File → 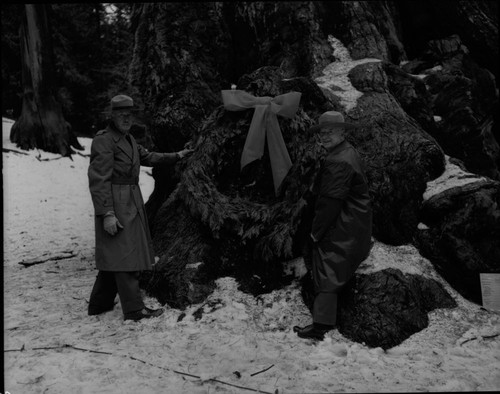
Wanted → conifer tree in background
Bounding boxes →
[50,3,135,135]
[11,4,83,156]
[1,4,23,119]
[3,3,135,141]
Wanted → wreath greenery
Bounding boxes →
[168,104,324,263]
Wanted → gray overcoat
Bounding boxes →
[88,125,178,271]
[311,140,373,295]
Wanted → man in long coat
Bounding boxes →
[294,111,372,339]
[87,94,192,321]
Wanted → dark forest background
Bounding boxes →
[2,2,498,137]
[2,3,134,136]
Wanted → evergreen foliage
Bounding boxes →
[161,78,327,265]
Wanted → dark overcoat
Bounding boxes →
[311,139,373,294]
[88,125,178,271]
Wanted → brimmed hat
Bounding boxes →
[101,94,140,114]
[111,94,136,111]
[309,111,359,133]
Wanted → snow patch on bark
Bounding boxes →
[423,155,488,201]
[314,35,381,113]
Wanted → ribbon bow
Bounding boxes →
[221,89,302,195]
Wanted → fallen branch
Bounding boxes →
[251,364,275,377]
[460,333,499,346]
[3,148,29,155]
[36,154,61,161]
[19,251,78,267]
[4,344,276,394]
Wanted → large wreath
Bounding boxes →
[170,98,323,263]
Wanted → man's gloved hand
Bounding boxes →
[177,148,194,159]
[103,213,123,236]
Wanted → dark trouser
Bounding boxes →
[88,271,144,315]
[311,244,352,326]
[313,292,338,326]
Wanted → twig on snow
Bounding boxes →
[460,333,499,346]
[3,344,276,394]
[76,151,91,158]
[251,364,275,377]
[3,148,29,155]
[227,337,243,347]
[35,154,66,162]
[19,251,78,267]
[68,345,116,356]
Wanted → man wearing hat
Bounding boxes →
[87,94,193,321]
[294,111,372,339]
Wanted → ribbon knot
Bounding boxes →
[254,96,272,105]
[221,89,302,195]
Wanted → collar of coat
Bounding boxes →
[106,124,137,162]
[107,123,130,143]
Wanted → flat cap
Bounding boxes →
[308,110,359,133]
[111,94,134,110]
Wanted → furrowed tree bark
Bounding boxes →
[10,4,82,156]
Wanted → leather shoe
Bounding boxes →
[88,305,114,316]
[295,323,333,340]
[124,307,164,321]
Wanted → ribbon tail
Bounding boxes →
[241,105,267,169]
[266,114,292,195]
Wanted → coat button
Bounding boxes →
[132,186,136,190]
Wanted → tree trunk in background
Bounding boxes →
[129,2,232,221]
[10,4,82,156]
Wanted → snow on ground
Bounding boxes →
[3,117,500,393]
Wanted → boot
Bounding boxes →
[124,307,164,321]
[294,323,334,340]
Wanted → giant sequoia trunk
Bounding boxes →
[130,1,499,348]
[10,4,82,156]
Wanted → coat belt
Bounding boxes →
[112,177,139,185]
